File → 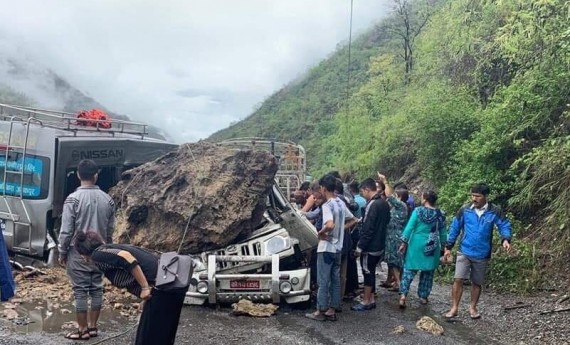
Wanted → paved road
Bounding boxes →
[0,281,496,345]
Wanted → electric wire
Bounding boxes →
[345,0,355,115]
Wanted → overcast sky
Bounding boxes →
[0,0,388,143]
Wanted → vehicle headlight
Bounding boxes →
[279,281,292,294]
[197,281,209,294]
[265,235,291,255]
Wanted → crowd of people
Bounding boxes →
[294,171,513,321]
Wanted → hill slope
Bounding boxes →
[211,0,570,290]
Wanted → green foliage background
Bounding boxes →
[211,0,569,291]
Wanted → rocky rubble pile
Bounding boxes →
[0,268,140,325]
[109,142,279,254]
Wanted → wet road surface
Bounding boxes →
[0,280,497,345]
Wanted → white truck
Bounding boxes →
[186,140,317,306]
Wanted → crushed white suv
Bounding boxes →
[185,185,318,305]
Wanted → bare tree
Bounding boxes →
[388,0,435,84]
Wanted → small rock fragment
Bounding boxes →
[2,309,18,320]
[231,299,278,317]
[392,325,405,334]
[416,316,444,335]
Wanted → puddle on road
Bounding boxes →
[0,300,134,335]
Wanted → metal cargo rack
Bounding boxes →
[219,137,307,197]
[0,103,149,139]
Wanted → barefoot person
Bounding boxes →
[444,182,512,319]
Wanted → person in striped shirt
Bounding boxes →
[74,231,186,345]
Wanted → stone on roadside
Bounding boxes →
[231,299,279,317]
[2,309,18,320]
[392,325,406,334]
[416,316,444,335]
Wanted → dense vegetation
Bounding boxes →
[211,0,570,291]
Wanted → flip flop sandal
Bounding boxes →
[64,329,90,340]
[419,298,429,305]
[88,327,98,337]
[387,286,400,292]
[444,312,458,319]
[470,312,481,319]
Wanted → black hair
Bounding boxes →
[348,181,360,194]
[77,159,99,181]
[74,231,104,256]
[310,181,321,193]
[299,181,310,191]
[327,171,341,179]
[334,178,344,194]
[359,178,377,191]
[319,174,337,193]
[395,188,409,203]
[422,190,438,206]
[471,182,490,196]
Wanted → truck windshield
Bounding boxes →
[0,151,50,200]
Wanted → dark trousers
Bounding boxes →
[345,256,359,295]
[135,289,186,345]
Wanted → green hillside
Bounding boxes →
[211,0,570,291]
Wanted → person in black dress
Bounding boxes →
[74,231,186,345]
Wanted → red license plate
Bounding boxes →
[230,280,260,289]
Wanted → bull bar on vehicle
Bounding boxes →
[185,254,311,305]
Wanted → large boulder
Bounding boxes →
[109,142,278,254]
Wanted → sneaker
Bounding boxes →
[351,303,374,311]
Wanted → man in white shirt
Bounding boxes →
[305,174,357,321]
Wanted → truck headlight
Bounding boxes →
[197,281,209,294]
[265,235,291,255]
[279,281,292,294]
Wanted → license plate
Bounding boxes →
[230,280,260,289]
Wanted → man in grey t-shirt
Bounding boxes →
[58,159,115,340]
[305,174,356,321]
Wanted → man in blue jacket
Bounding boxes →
[443,182,512,319]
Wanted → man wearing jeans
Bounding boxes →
[444,182,512,319]
[305,174,356,321]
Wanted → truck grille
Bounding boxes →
[213,241,262,269]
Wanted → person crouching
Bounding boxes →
[74,231,186,345]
